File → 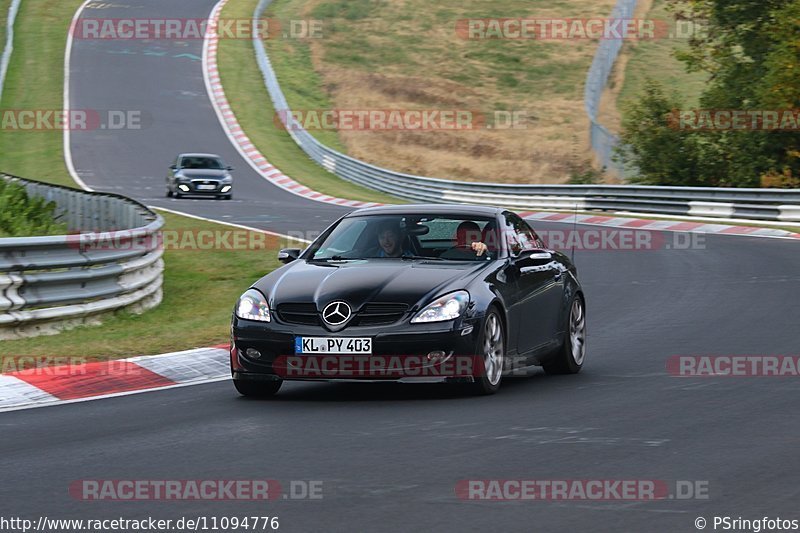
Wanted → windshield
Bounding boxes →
[180,156,226,170]
[307,214,501,261]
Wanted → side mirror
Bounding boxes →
[278,248,301,264]
[226,166,234,171]
[169,165,177,170]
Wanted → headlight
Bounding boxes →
[411,291,469,323]
[235,289,271,322]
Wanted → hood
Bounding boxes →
[254,259,487,312]
[180,169,228,180]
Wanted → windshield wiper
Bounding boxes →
[400,255,445,261]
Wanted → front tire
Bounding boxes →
[543,294,586,375]
[233,379,282,397]
[166,188,173,198]
[469,309,505,395]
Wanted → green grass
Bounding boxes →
[0,0,80,186]
[0,0,10,58]
[616,0,708,111]
[0,211,287,361]
[217,0,400,204]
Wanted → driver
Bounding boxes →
[439,221,489,259]
[374,222,414,257]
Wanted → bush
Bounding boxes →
[0,179,67,237]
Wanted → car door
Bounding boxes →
[503,212,564,357]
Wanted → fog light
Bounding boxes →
[221,185,232,193]
[245,348,262,359]
[178,184,190,192]
[427,351,447,361]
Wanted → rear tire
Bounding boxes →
[233,379,282,397]
[543,294,586,375]
[469,309,505,395]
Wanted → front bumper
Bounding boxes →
[176,181,232,195]
[231,315,484,383]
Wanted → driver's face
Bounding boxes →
[379,229,400,256]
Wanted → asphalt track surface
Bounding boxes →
[2,0,800,532]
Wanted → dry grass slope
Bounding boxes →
[265,0,618,184]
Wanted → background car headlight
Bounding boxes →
[235,289,271,322]
[411,291,469,323]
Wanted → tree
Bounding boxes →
[619,0,799,187]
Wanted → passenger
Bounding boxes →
[440,221,489,259]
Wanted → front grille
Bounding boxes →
[190,180,220,192]
[354,303,409,326]
[277,303,320,326]
[276,302,409,327]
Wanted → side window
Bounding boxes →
[502,213,523,256]
[503,212,540,254]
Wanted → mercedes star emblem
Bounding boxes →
[322,301,351,326]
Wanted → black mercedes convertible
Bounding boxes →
[230,205,586,396]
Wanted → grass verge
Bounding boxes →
[615,0,707,115]
[0,0,79,186]
[217,0,400,204]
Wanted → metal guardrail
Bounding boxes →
[0,174,164,339]
[251,0,800,223]
[584,0,637,176]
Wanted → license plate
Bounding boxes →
[295,337,372,354]
[197,184,216,190]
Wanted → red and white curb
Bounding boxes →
[519,211,800,239]
[0,345,231,412]
[203,0,378,209]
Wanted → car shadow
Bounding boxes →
[235,370,553,403]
